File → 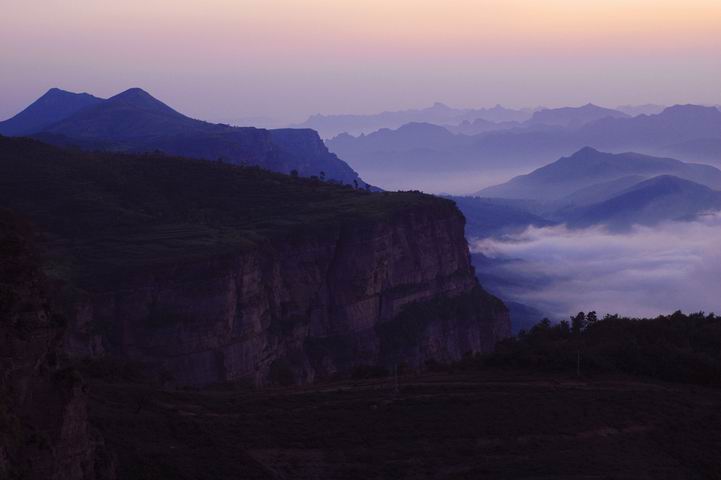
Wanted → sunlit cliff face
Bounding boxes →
[2,0,720,122]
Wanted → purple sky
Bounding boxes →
[2,0,720,124]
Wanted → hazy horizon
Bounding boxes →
[3,0,721,124]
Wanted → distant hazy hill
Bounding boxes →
[527,104,628,128]
[477,147,721,201]
[562,175,721,229]
[446,196,555,238]
[445,118,521,135]
[5,88,366,186]
[615,104,667,117]
[0,88,103,136]
[294,103,534,138]
[468,105,721,169]
[326,104,721,193]
[662,137,721,164]
[578,105,721,150]
[330,122,463,153]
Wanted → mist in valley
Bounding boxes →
[472,214,721,321]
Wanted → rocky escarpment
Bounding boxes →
[0,137,510,387]
[0,210,114,480]
[66,205,509,386]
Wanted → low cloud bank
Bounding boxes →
[472,214,721,320]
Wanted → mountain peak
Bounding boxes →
[105,88,183,117]
[0,88,103,136]
[40,87,97,100]
[429,102,451,111]
[121,87,149,94]
[573,146,601,156]
[111,87,155,102]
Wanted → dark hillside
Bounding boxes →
[0,136,444,286]
[481,311,721,387]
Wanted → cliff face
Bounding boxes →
[0,137,509,387]
[66,204,510,385]
[0,210,114,480]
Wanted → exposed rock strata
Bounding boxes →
[66,205,510,385]
[0,210,115,480]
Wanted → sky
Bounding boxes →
[2,0,720,124]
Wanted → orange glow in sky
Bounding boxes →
[2,0,720,121]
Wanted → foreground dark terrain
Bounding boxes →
[87,369,721,480]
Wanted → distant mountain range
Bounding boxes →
[452,148,721,236]
[478,147,721,201]
[526,104,628,128]
[295,102,668,139]
[445,118,521,136]
[327,104,721,192]
[562,175,721,230]
[0,88,366,186]
[615,104,667,117]
[293,103,535,138]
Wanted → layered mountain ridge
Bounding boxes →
[326,104,721,192]
[477,147,721,201]
[452,147,721,236]
[1,87,366,186]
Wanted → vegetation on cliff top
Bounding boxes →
[0,136,456,287]
[463,311,721,387]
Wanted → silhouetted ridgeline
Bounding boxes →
[0,136,510,386]
[467,311,721,386]
[0,87,367,186]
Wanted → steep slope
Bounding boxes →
[0,88,103,136]
[527,103,628,128]
[11,88,366,185]
[562,175,721,229]
[0,209,115,480]
[551,175,647,210]
[0,137,510,386]
[478,147,721,201]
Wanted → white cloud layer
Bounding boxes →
[472,213,721,319]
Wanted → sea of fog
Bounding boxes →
[472,213,721,320]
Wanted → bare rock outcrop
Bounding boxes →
[0,210,114,480]
[66,204,510,385]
